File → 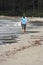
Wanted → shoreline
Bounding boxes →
[0,16,43,65]
[0,16,43,22]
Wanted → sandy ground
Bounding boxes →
[0,33,43,65]
[0,16,43,65]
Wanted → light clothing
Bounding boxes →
[21,17,27,24]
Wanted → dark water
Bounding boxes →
[0,19,43,45]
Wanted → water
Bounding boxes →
[0,19,21,44]
[0,19,43,45]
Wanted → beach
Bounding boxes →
[0,16,43,65]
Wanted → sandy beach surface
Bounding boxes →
[0,16,43,65]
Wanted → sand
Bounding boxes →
[0,16,43,65]
[0,33,43,65]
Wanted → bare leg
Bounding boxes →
[24,24,26,33]
[24,29,26,33]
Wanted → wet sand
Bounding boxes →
[0,16,43,65]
